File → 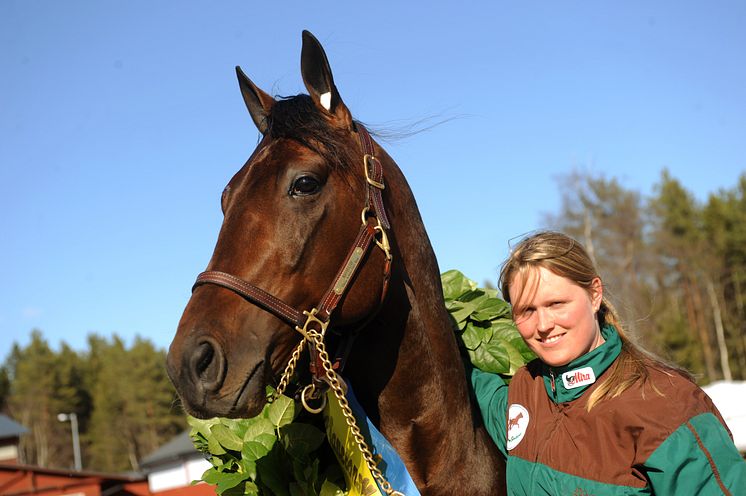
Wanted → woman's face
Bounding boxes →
[509,266,604,367]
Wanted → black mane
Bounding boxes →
[266,94,358,170]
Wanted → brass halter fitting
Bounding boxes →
[373,221,392,261]
[300,383,327,414]
[294,308,329,339]
[364,154,385,189]
[361,207,392,261]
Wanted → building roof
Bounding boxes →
[140,431,204,469]
[0,414,27,440]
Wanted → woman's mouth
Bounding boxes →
[540,333,565,345]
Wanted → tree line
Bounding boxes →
[0,331,185,472]
[546,169,746,382]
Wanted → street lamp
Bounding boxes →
[57,412,82,471]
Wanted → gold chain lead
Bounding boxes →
[271,324,404,496]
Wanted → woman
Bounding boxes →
[471,231,745,495]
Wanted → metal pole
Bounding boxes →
[69,413,82,471]
[57,412,82,471]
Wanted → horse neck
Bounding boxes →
[346,155,504,493]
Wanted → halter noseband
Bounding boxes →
[192,124,392,341]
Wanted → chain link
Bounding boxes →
[270,323,404,496]
[273,338,307,398]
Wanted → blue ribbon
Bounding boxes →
[344,381,421,495]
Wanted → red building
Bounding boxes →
[0,464,150,496]
[0,415,215,495]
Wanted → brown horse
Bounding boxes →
[167,31,506,495]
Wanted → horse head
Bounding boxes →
[167,32,393,419]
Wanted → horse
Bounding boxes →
[166,31,506,495]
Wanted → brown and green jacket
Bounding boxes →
[471,325,746,495]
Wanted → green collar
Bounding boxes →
[541,324,622,403]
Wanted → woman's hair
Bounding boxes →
[499,230,691,411]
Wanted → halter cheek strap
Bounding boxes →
[192,123,392,339]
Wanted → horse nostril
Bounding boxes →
[195,343,214,376]
[189,338,226,392]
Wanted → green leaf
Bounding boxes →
[256,447,290,496]
[441,269,477,301]
[212,423,244,451]
[243,481,260,496]
[461,322,488,350]
[214,472,249,494]
[472,297,511,321]
[280,423,325,461]
[221,417,249,440]
[188,416,221,439]
[448,301,477,328]
[490,319,534,363]
[288,482,305,496]
[208,433,227,455]
[470,341,510,374]
[267,395,296,427]
[243,417,275,441]
[201,467,223,485]
[457,289,486,303]
[242,433,276,461]
[292,458,319,493]
[483,287,500,299]
[239,458,257,480]
[320,480,346,496]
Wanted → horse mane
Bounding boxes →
[267,95,359,172]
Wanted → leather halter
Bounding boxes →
[192,124,392,341]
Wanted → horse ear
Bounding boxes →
[300,30,353,127]
[236,66,275,134]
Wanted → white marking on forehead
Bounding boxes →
[319,92,332,111]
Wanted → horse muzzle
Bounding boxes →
[167,332,269,418]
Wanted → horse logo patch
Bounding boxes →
[506,404,530,450]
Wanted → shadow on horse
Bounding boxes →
[166,31,506,495]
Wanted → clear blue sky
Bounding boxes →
[2,1,745,361]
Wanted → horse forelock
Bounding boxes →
[266,94,359,172]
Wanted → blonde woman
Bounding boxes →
[471,231,745,495]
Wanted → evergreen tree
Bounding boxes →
[649,170,721,381]
[0,365,9,412]
[5,331,82,467]
[86,335,185,472]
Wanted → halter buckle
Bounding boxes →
[295,308,329,339]
[364,154,385,189]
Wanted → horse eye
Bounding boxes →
[290,175,321,196]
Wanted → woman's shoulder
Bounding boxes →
[605,365,723,441]
[645,366,712,406]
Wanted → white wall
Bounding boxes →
[148,457,211,492]
[702,380,746,452]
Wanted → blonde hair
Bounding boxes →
[500,231,689,410]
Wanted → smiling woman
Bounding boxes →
[472,230,746,495]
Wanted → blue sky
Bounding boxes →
[1,1,745,361]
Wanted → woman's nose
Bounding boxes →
[536,308,554,332]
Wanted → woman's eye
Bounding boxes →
[290,176,321,196]
[515,307,534,320]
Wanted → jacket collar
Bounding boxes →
[541,324,622,403]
